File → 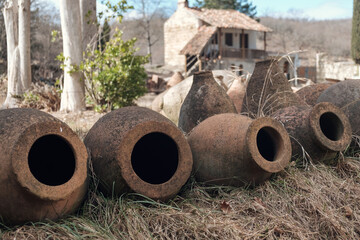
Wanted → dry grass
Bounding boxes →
[1,152,360,239]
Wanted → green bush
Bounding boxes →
[81,30,148,111]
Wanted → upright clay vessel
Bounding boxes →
[272,102,352,162]
[241,59,304,118]
[0,108,88,225]
[84,107,193,201]
[178,71,236,134]
[187,113,291,186]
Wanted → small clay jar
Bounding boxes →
[167,72,184,89]
[187,113,291,186]
[295,83,333,106]
[272,102,352,162]
[0,108,88,226]
[178,71,236,134]
[84,107,193,201]
[226,76,246,113]
[317,80,360,108]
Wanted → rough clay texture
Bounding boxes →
[188,113,291,187]
[295,83,333,107]
[317,80,360,108]
[342,100,360,136]
[241,59,304,118]
[272,103,351,162]
[178,71,236,134]
[0,108,88,225]
[84,106,193,201]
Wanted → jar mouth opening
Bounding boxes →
[28,134,76,186]
[117,121,193,201]
[12,122,87,201]
[256,127,283,162]
[319,112,344,141]
[247,117,291,173]
[309,102,352,152]
[131,132,179,185]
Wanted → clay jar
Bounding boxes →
[295,83,333,106]
[241,59,303,118]
[187,113,291,186]
[0,108,88,225]
[166,72,184,89]
[178,71,236,134]
[272,102,352,162]
[317,80,360,108]
[226,76,246,113]
[342,100,360,137]
[84,107,193,201]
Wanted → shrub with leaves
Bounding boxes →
[80,30,148,111]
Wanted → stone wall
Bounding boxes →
[164,8,200,67]
[316,53,360,82]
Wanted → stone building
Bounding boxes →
[164,0,272,75]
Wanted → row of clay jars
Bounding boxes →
[178,70,291,186]
[239,60,352,162]
[0,108,88,226]
[0,107,193,226]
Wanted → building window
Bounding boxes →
[225,33,233,46]
[239,34,249,49]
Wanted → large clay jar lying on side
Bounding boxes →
[295,83,333,107]
[342,100,360,137]
[272,102,352,162]
[0,108,88,226]
[84,107,193,201]
[187,113,291,186]
[317,80,360,108]
[178,71,236,134]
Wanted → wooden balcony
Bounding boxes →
[222,48,267,59]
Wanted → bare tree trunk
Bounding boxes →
[80,0,97,53]
[3,0,21,108]
[3,47,20,107]
[60,0,85,112]
[3,0,18,77]
[18,0,31,91]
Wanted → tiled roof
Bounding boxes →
[188,8,272,32]
[180,26,217,55]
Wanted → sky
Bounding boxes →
[48,0,353,20]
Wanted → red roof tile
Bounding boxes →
[188,8,272,32]
[180,26,218,55]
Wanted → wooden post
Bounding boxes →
[218,28,222,58]
[264,32,267,52]
[241,29,245,59]
[184,55,188,77]
[198,55,202,71]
